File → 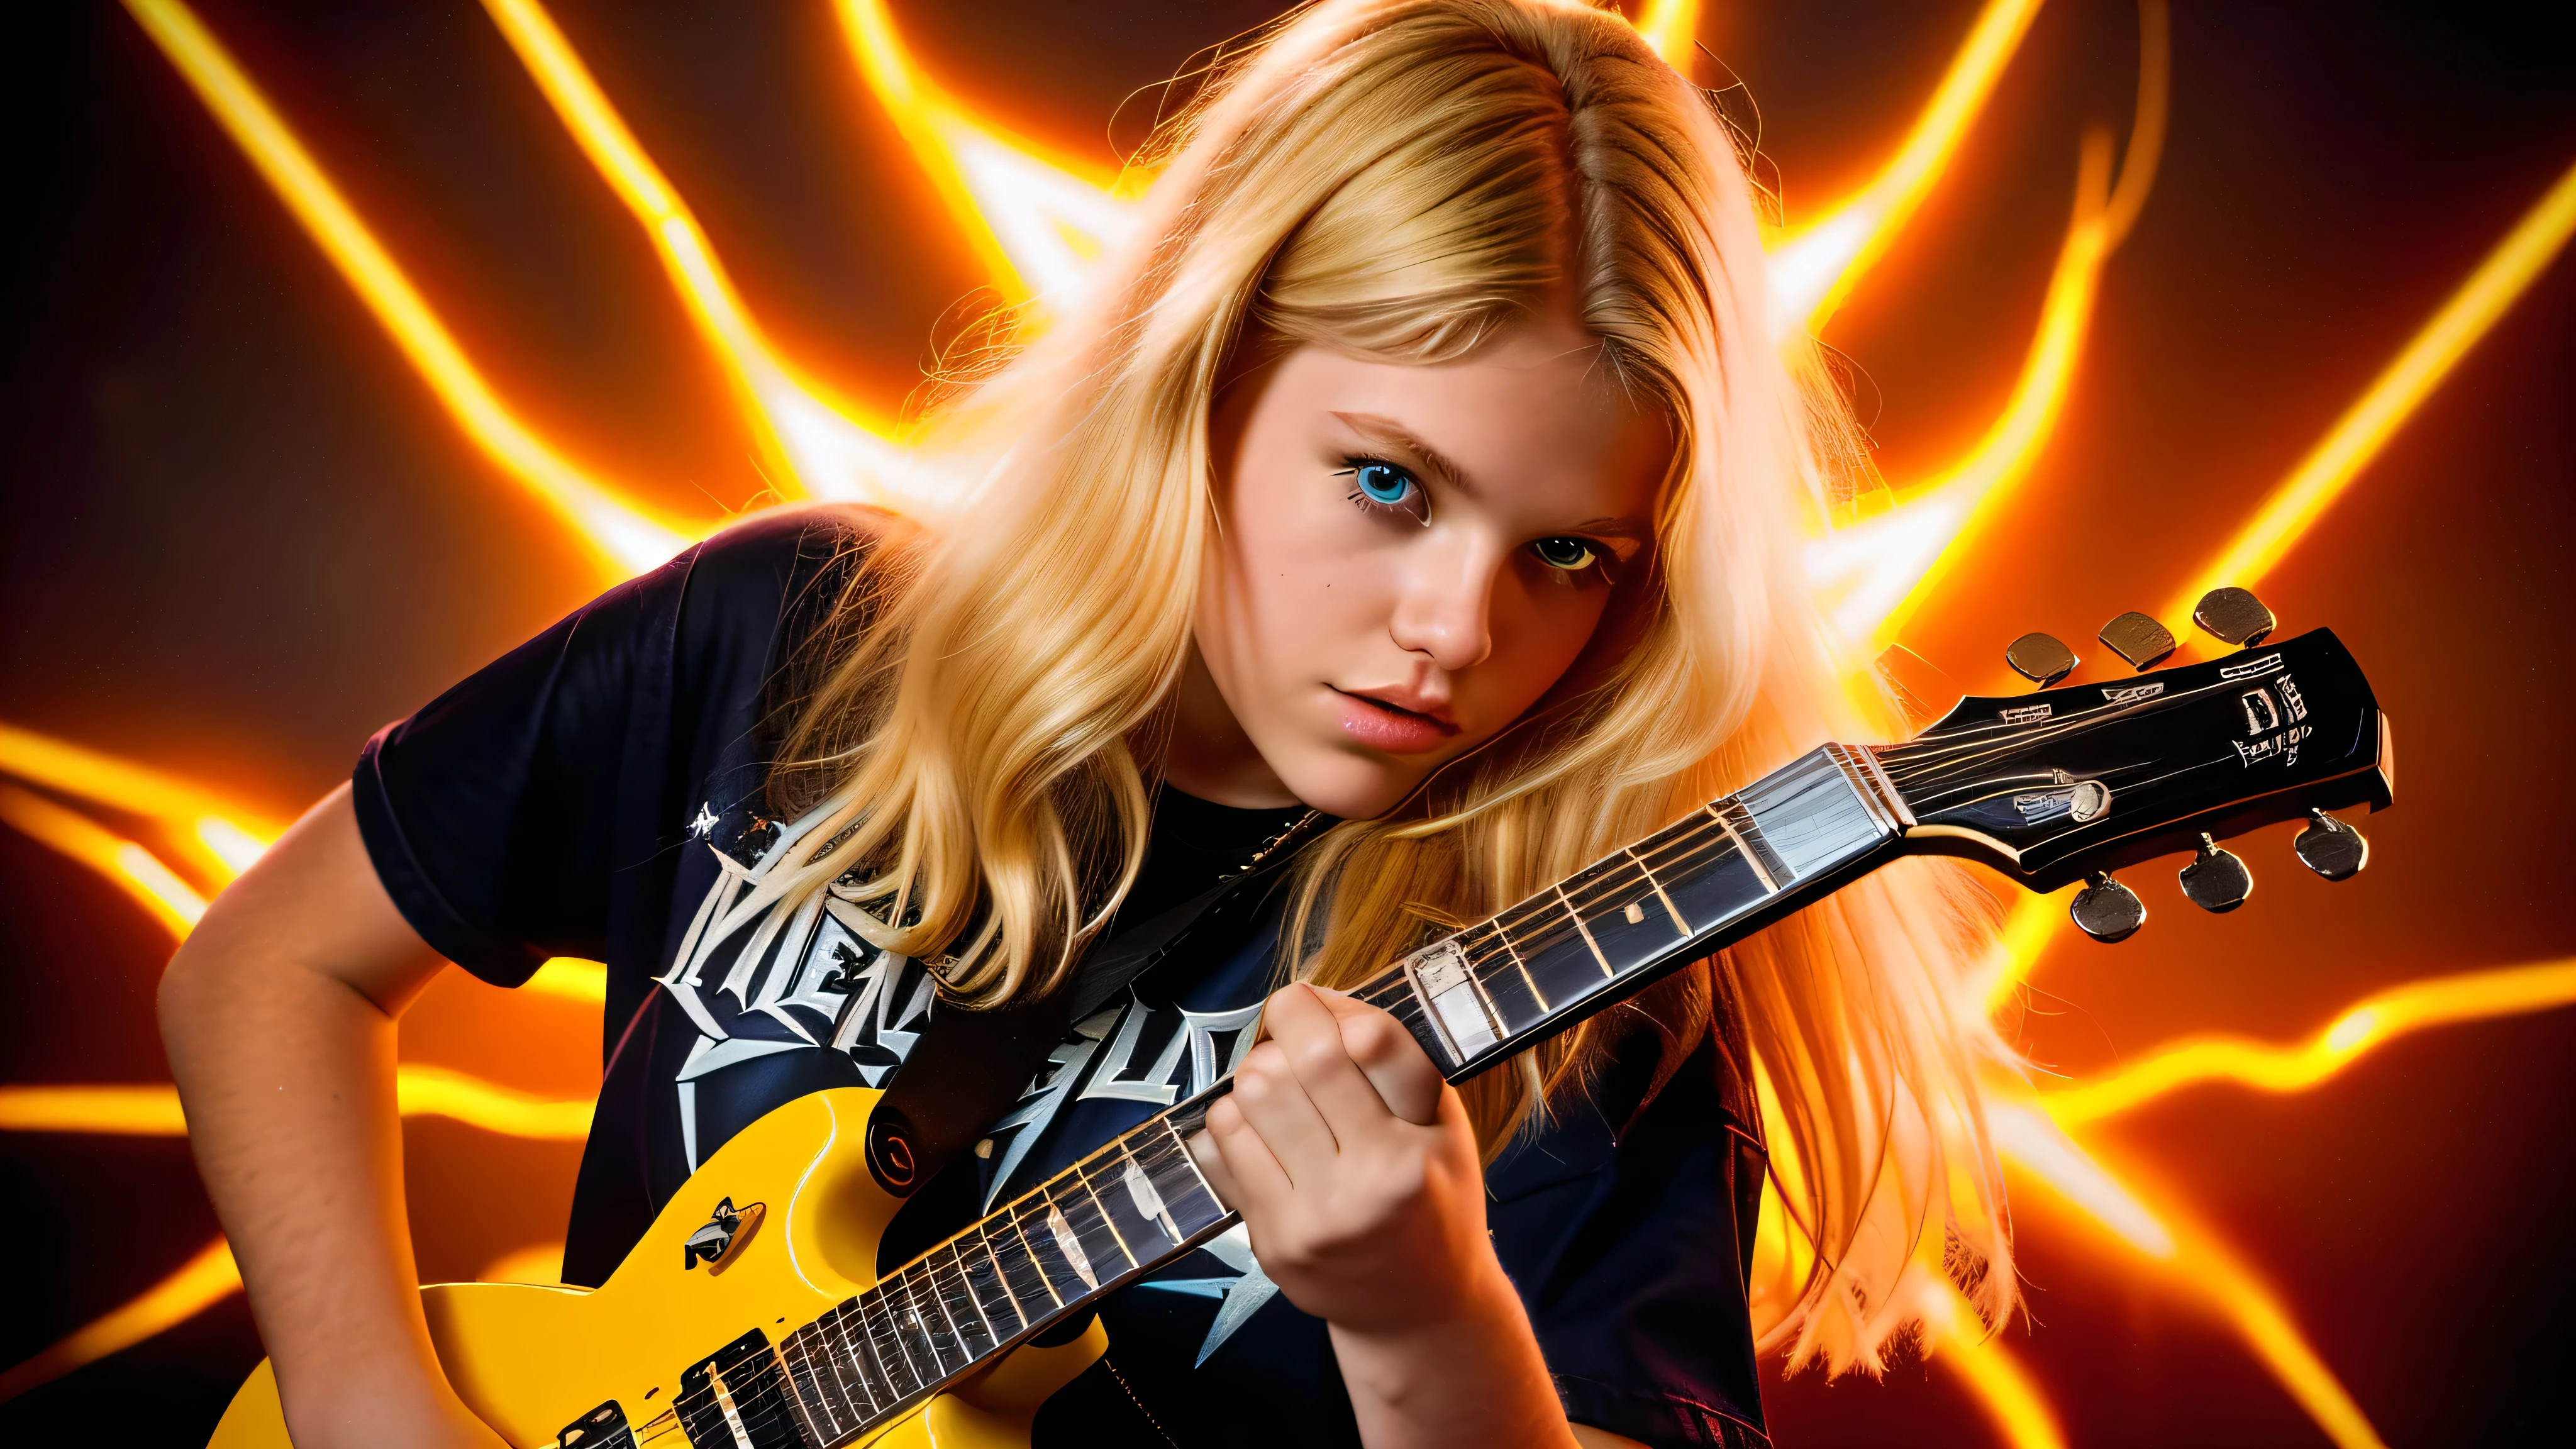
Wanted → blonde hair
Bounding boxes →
[760,0,2015,1376]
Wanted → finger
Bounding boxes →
[1230,1034,1346,1185]
[1308,987,1445,1126]
[1197,1092,1289,1213]
[1263,984,1413,1145]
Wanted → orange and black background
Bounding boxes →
[4,2,2573,1444]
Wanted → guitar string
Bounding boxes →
[638,769,1862,1440]
[577,684,2304,1434]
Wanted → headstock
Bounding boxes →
[1874,589,2393,940]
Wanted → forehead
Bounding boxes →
[1257,322,1668,519]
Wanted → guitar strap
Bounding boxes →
[861,825,1318,1197]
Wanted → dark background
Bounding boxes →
[5,1,2573,1443]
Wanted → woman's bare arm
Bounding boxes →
[158,784,505,1448]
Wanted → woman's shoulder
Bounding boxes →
[661,502,916,679]
[689,500,916,584]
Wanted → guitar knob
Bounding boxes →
[2004,632,2078,687]
[2070,872,2146,942]
[2177,833,2253,913]
[2097,612,2177,671]
[2191,586,2276,647]
[2294,809,2370,880]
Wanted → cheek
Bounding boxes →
[1478,571,1612,702]
[1208,472,1384,672]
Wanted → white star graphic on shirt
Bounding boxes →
[1135,1222,1278,1367]
[687,802,719,840]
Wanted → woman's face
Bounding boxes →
[1181,316,1669,818]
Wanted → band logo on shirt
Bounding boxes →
[654,799,1260,1189]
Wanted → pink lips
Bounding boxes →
[1331,687,1460,755]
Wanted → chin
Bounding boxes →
[1275,749,1431,821]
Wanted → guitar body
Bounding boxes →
[208,626,2397,1449]
[208,1087,1105,1448]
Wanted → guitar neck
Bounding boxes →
[753,744,1911,1447]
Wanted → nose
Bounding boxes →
[1386,535,1496,672]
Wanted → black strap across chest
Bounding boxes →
[858,842,1310,1197]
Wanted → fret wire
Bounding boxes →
[938,1247,997,1362]
[811,1317,863,1430]
[1062,1172,1136,1281]
[939,1240,989,1351]
[1006,1210,1065,1309]
[933,1246,987,1352]
[880,1274,932,1392]
[1464,805,1741,956]
[914,1258,970,1369]
[813,1309,872,1425]
[773,1357,830,1448]
[1551,882,1615,976]
[1460,810,1752,996]
[1536,823,1732,936]
[840,1299,892,1416]
[1487,916,1549,1011]
[1702,802,1775,891]
[1623,845,1692,935]
[894,1266,949,1379]
[1117,1138,1182,1241]
[783,1329,843,1440]
[963,1231,1026,1338]
[833,1299,892,1415]
[1031,1187,1099,1298]
[1069,1172,1128,1270]
[1150,1115,1230,1230]
[867,1282,926,1396]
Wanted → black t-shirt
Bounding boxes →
[353,505,1774,1449]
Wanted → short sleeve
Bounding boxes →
[351,505,877,988]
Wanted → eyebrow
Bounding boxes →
[1330,412,1482,499]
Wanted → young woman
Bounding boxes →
[160,3,2018,1446]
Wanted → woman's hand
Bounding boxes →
[1190,983,1586,1448]
[1192,983,1500,1332]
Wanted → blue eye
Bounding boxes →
[1340,458,1428,524]
[1355,462,1413,504]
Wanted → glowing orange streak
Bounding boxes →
[0,784,206,936]
[1819,150,2111,646]
[0,1236,240,1404]
[1770,0,2050,332]
[479,0,904,508]
[1810,5,2166,647]
[1917,1277,2065,1449]
[832,0,1132,303]
[1998,1116,2388,1449]
[0,1068,594,1141]
[0,722,277,835]
[1629,0,1702,67]
[2159,155,2576,642]
[2043,958,2576,1126]
[119,0,694,580]
[1979,889,2068,1011]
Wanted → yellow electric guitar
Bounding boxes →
[212,604,2394,1449]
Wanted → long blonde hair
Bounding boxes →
[763,0,2015,1375]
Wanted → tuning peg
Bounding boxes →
[2293,809,2370,880]
[2004,632,2078,687]
[2191,587,2275,648]
[2070,871,2146,943]
[2097,612,2177,671]
[2177,833,2253,912]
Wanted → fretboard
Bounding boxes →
[696,743,1910,1448]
